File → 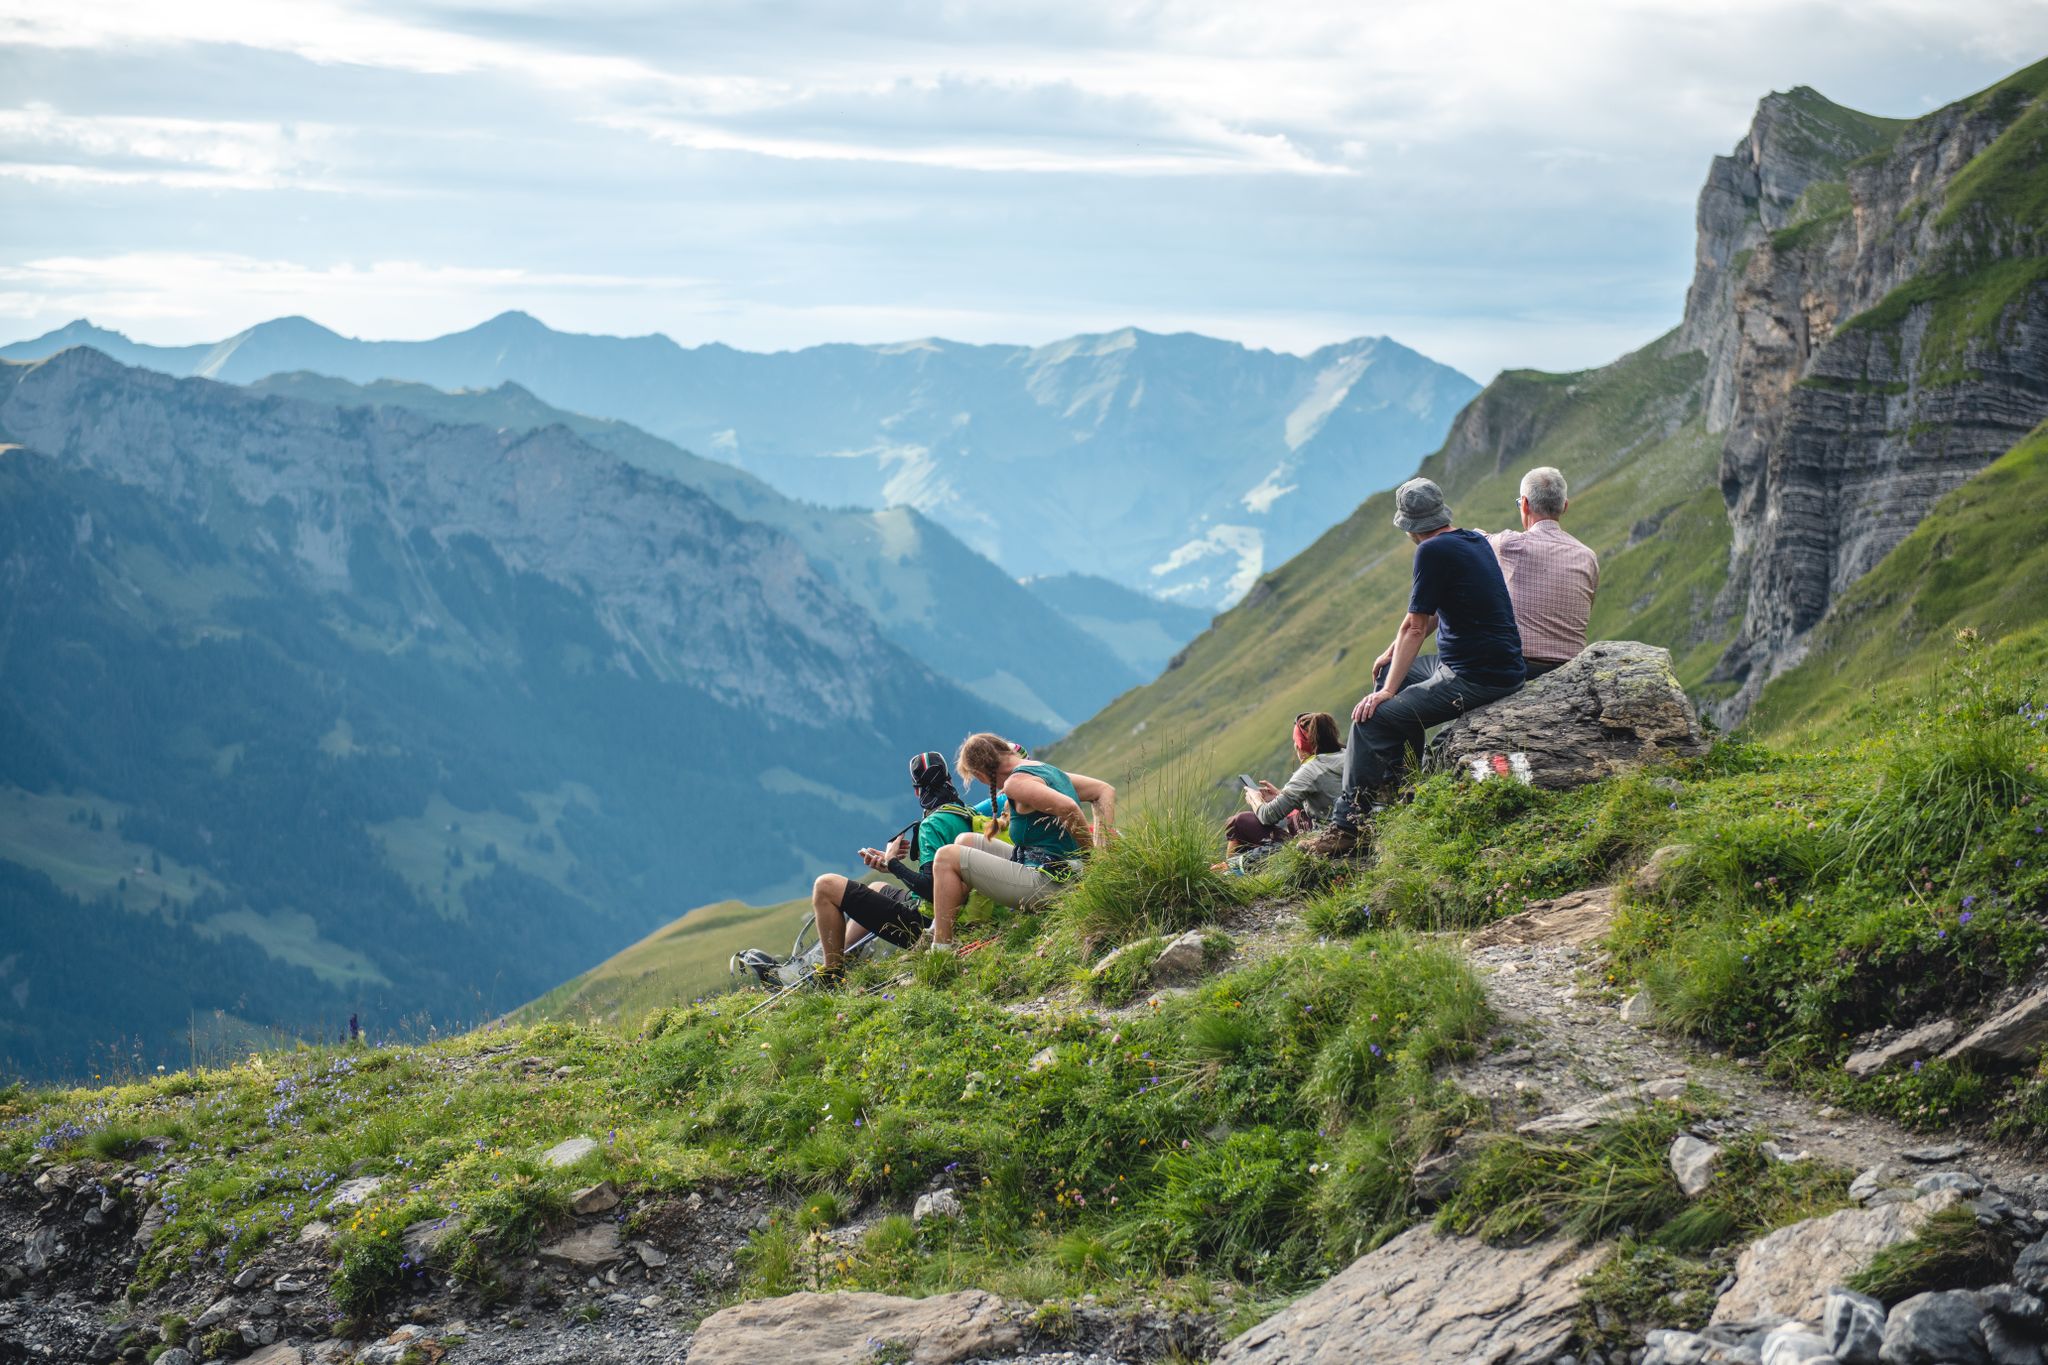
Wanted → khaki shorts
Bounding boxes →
[953,832,1060,910]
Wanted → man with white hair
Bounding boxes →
[1489,467,1599,678]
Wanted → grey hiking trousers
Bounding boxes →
[1333,654,1522,826]
[954,833,1064,910]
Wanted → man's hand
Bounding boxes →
[1372,645,1393,675]
[859,846,890,871]
[1353,688,1396,724]
[885,835,909,860]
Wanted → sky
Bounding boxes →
[1,1,2044,381]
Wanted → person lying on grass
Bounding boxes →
[809,750,975,984]
[1224,710,1346,857]
[928,733,1117,951]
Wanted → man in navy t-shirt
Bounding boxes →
[1300,477,1525,856]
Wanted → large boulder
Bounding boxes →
[686,1289,1020,1365]
[1712,1191,1960,1325]
[1215,1225,1606,1363]
[1434,640,1709,790]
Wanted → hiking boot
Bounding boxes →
[1297,824,1368,860]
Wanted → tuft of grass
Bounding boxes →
[1847,1202,2011,1304]
[1579,1238,1721,1349]
[1438,1109,1851,1251]
[1055,769,1250,948]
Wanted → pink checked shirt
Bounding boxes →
[1488,520,1599,664]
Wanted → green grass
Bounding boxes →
[1753,425,2048,740]
[3,928,1492,1309]
[517,896,813,1025]
[1846,1202,2012,1304]
[1616,641,2048,1083]
[1053,767,1254,950]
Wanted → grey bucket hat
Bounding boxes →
[1392,477,1451,534]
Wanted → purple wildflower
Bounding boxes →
[1960,911,1973,925]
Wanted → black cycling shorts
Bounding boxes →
[839,880,930,948]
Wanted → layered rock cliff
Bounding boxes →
[1696,65,2048,716]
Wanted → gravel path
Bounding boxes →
[1462,928,2048,1191]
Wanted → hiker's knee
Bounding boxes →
[813,873,844,902]
[936,843,962,869]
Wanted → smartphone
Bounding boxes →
[1238,773,1260,793]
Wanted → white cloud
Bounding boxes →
[0,105,343,190]
[2,0,2046,376]
[0,253,705,331]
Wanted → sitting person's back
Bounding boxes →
[1489,466,1598,677]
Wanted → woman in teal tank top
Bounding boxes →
[1006,761,1083,860]
[926,733,1119,950]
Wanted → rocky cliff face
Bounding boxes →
[1694,67,2048,716]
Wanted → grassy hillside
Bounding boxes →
[1053,338,1723,790]
[1751,423,2048,739]
[517,896,810,1026]
[7,650,2041,1356]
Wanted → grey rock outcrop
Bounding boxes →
[1879,1289,1988,1363]
[1434,641,1709,790]
[686,1288,1021,1365]
[1714,1191,1960,1325]
[1846,1021,1962,1078]
[1701,84,2048,719]
[1944,988,2048,1066]
[1672,1134,1725,1197]
[541,1137,599,1168]
[1214,1225,1606,1363]
[1466,886,1617,949]
[1825,1287,1888,1364]
[1518,1076,1690,1136]
[537,1223,624,1269]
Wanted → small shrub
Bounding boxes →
[1848,1203,2010,1304]
[741,1220,799,1295]
[459,1165,568,1255]
[1052,1230,1118,1275]
[1440,1111,1687,1244]
[1580,1238,1719,1348]
[1301,882,1372,938]
[798,1191,843,1231]
[1057,770,1249,946]
[333,1228,408,1316]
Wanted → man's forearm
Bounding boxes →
[1385,627,1427,693]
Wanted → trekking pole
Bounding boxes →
[736,971,813,1022]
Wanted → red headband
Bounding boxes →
[1292,716,1312,752]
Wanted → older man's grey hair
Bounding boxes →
[1520,467,1569,519]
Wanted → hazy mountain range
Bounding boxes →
[1,319,1479,607]
[0,349,1025,1076]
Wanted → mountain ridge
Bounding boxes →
[0,347,1028,1079]
[0,318,1480,606]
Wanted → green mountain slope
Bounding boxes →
[1751,422,2048,739]
[516,896,811,1026]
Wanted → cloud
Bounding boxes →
[0,105,344,190]
[3,0,2047,379]
[0,253,705,330]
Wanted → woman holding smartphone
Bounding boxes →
[1225,711,1345,853]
